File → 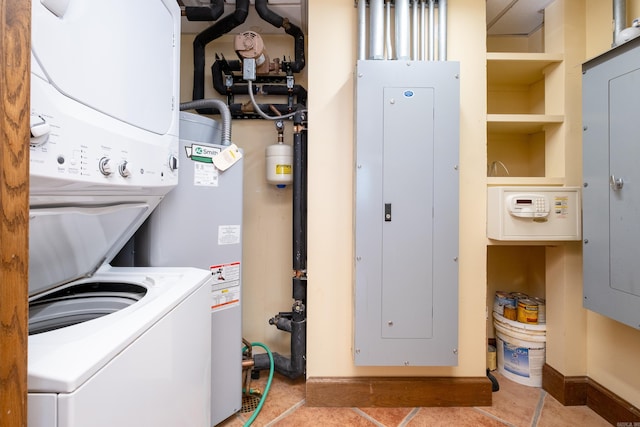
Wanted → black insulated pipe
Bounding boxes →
[211,58,308,105]
[292,119,307,271]
[254,315,305,379]
[255,0,306,73]
[192,0,249,111]
[254,112,307,380]
[184,0,224,22]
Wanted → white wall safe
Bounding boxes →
[487,187,581,241]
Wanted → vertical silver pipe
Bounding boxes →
[385,0,393,59]
[428,0,435,61]
[613,0,626,46]
[420,0,426,61]
[412,0,419,60]
[439,0,447,60]
[395,0,410,60]
[358,0,367,60]
[370,0,385,59]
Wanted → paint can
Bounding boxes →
[493,291,515,316]
[516,298,539,324]
[510,292,529,304]
[531,297,546,324]
[503,304,517,321]
[494,312,546,387]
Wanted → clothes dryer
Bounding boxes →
[28,1,213,426]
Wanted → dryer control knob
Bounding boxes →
[99,157,113,176]
[168,155,178,172]
[119,161,131,178]
[30,114,50,146]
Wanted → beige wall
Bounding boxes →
[180,0,487,378]
[179,0,640,406]
[180,33,307,356]
[583,0,640,409]
[306,0,487,377]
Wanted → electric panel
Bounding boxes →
[354,60,460,366]
[582,36,640,330]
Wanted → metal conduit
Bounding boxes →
[613,0,626,46]
[428,0,435,60]
[358,0,367,60]
[395,0,410,60]
[385,0,393,59]
[438,0,447,60]
[412,0,419,60]
[420,0,426,60]
[370,0,385,59]
[357,0,446,62]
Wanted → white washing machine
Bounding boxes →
[28,1,213,426]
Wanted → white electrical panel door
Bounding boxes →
[487,187,581,241]
[354,60,460,366]
[583,38,640,330]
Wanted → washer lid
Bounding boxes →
[29,203,151,297]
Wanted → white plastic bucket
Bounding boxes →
[493,312,546,387]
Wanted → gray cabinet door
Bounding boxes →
[354,60,460,365]
[583,38,640,330]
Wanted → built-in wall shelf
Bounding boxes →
[487,114,564,133]
[487,52,564,85]
[486,177,565,186]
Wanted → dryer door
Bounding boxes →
[31,0,179,135]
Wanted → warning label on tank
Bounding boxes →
[210,262,240,312]
[185,143,221,187]
[218,225,241,245]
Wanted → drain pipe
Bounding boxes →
[192,0,250,110]
[253,111,307,380]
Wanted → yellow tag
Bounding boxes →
[276,164,292,175]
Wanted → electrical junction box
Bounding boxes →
[354,60,460,366]
[487,186,581,241]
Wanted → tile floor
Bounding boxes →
[217,371,612,427]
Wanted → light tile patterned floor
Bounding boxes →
[217,372,611,427]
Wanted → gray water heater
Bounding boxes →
[136,112,243,425]
[354,60,460,366]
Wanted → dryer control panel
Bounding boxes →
[29,0,180,197]
[488,186,581,241]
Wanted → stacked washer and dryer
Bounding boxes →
[28,1,240,426]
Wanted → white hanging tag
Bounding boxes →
[212,143,243,171]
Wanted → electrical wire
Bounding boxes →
[243,342,274,427]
